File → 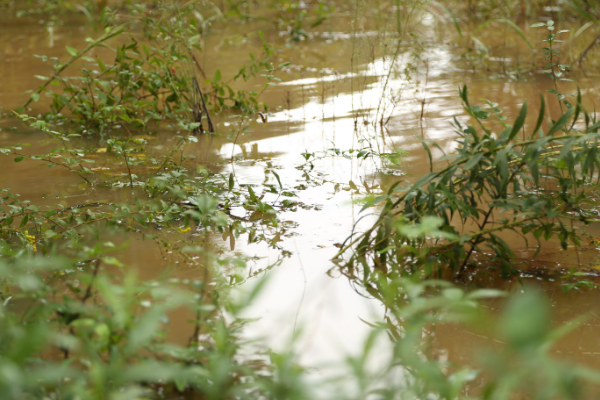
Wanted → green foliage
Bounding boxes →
[360,276,600,400]
[299,131,407,172]
[1,113,290,259]
[0,251,287,399]
[0,116,298,399]
[25,18,204,135]
[7,2,600,399]
[19,3,287,135]
[2,228,600,399]
[206,33,283,113]
[338,87,600,279]
[531,20,573,108]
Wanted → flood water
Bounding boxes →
[3,6,600,394]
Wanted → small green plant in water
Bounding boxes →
[24,23,204,135]
[531,19,573,111]
[337,86,600,280]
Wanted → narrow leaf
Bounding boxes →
[498,19,534,48]
[532,93,546,136]
[228,173,234,192]
[271,170,283,190]
[429,1,462,37]
[66,46,78,57]
[464,153,484,170]
[508,101,528,140]
[213,69,221,84]
[546,106,575,136]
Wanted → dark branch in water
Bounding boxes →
[81,259,101,305]
[191,53,208,80]
[193,77,214,134]
[577,34,600,66]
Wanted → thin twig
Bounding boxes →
[577,34,600,66]
[81,259,101,305]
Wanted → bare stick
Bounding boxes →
[81,259,102,305]
[193,77,214,133]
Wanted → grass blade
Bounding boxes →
[532,93,546,137]
[496,19,534,49]
[508,102,528,140]
[428,1,462,38]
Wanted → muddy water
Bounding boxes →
[3,9,600,389]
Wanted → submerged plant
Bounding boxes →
[0,247,294,399]
[23,21,205,135]
[19,3,286,136]
[337,86,600,280]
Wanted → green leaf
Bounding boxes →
[228,173,234,192]
[547,88,565,100]
[102,256,124,267]
[508,101,528,140]
[14,156,24,162]
[247,185,258,203]
[405,172,438,195]
[66,46,78,57]
[546,106,575,136]
[471,36,489,54]
[2,216,13,227]
[175,376,187,392]
[213,69,222,84]
[463,153,483,170]
[585,120,600,133]
[418,137,434,172]
[271,170,283,190]
[429,1,462,37]
[360,195,387,213]
[499,290,551,348]
[19,213,29,228]
[127,306,165,349]
[471,19,493,36]
[471,106,490,119]
[97,57,106,72]
[532,93,546,136]
[498,19,533,48]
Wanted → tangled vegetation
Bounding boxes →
[18,6,285,135]
[337,88,600,280]
[3,0,600,399]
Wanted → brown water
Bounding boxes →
[3,7,600,389]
